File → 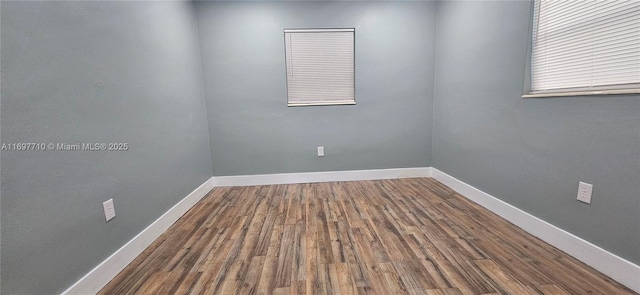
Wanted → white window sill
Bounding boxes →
[288,101,356,107]
[522,88,640,98]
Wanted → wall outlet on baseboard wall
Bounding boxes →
[103,198,116,221]
[317,146,324,157]
[577,182,593,204]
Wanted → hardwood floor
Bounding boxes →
[99,178,636,295]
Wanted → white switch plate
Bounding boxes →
[103,198,116,221]
[317,146,324,157]
[577,182,593,204]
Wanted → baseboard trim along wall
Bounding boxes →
[59,167,431,294]
[60,177,217,295]
[431,168,640,293]
[61,167,639,294]
[212,167,434,187]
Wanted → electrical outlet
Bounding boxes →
[577,182,593,204]
[103,198,116,221]
[317,146,324,157]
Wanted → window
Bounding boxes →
[528,0,640,96]
[284,28,355,106]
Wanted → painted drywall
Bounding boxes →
[1,1,637,293]
[195,1,436,176]
[432,0,640,264]
[0,2,212,294]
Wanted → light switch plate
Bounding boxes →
[317,146,324,157]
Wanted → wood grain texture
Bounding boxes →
[99,178,637,295]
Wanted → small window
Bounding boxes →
[529,0,640,96]
[284,28,355,106]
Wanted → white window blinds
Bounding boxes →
[284,29,355,106]
[531,0,640,94]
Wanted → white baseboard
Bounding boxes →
[60,177,217,295]
[431,168,640,293]
[60,167,430,294]
[212,167,433,187]
[61,167,639,294]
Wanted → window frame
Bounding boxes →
[524,0,640,98]
[284,28,356,107]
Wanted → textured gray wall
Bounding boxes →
[195,1,436,176]
[433,0,640,264]
[1,2,212,294]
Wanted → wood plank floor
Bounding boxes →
[99,178,637,295]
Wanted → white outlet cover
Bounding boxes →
[103,198,116,221]
[317,146,325,157]
[577,182,593,204]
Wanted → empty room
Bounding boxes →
[1,0,639,294]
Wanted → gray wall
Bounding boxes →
[0,2,212,294]
[1,1,638,294]
[195,1,436,176]
[432,0,640,264]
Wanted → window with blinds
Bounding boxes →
[530,0,640,95]
[284,29,355,106]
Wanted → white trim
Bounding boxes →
[431,168,640,293]
[61,167,639,294]
[60,177,217,295]
[284,28,355,33]
[288,101,356,107]
[212,167,433,187]
[522,88,640,98]
[60,168,430,294]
